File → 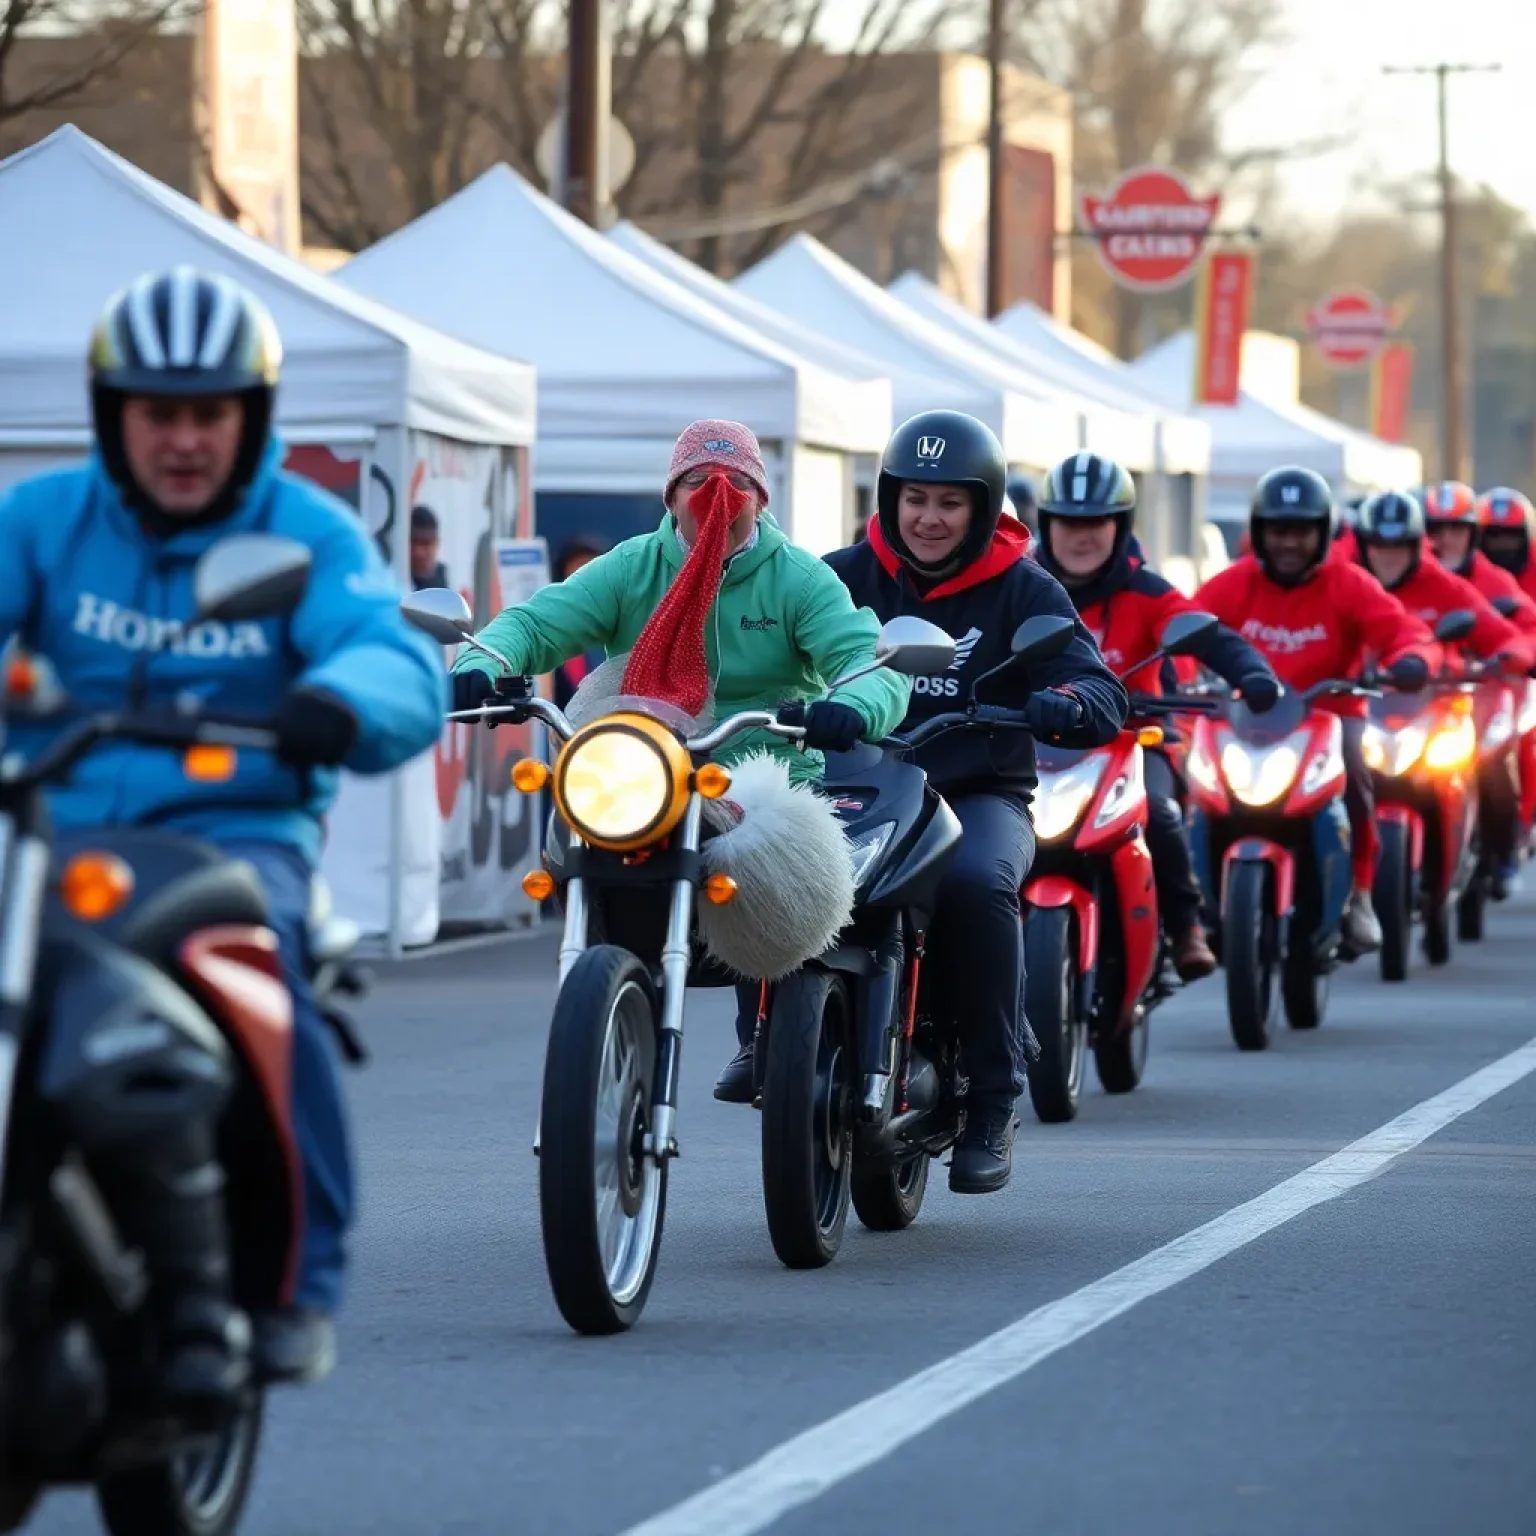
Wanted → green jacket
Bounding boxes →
[453,512,910,779]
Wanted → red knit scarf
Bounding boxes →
[621,473,750,716]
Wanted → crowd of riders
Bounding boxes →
[5,260,1536,1485]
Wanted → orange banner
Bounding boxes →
[1370,343,1415,442]
[1192,251,1255,405]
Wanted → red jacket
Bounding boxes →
[1328,528,1359,564]
[1380,556,1534,673]
[1195,556,1435,715]
[1452,551,1536,635]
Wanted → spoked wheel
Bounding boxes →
[1224,862,1276,1052]
[1023,908,1085,1123]
[539,946,666,1335]
[850,1148,931,1232]
[761,970,853,1268]
[1375,819,1412,983]
[1094,1009,1150,1094]
[1458,877,1486,942]
[97,1395,264,1536]
[1282,943,1328,1031]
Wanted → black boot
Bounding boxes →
[252,1308,337,1386]
[713,1042,756,1104]
[949,1096,1017,1194]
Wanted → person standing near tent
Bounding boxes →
[0,266,445,1393]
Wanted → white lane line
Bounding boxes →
[622,1035,1536,1536]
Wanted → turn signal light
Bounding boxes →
[522,869,555,901]
[60,852,135,921]
[704,873,738,905]
[183,745,237,782]
[1449,693,1474,716]
[1135,725,1165,748]
[695,763,733,799]
[512,758,550,793]
[4,655,37,698]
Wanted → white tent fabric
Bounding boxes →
[0,126,536,446]
[1129,331,1422,498]
[991,296,1211,475]
[888,272,1164,472]
[341,167,888,454]
[735,234,1082,467]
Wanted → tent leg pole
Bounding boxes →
[386,765,405,959]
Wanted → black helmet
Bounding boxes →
[1036,452,1137,583]
[877,410,1007,576]
[1006,472,1039,531]
[90,265,282,524]
[1356,490,1425,589]
[1249,466,1336,583]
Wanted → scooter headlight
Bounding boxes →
[554,713,692,850]
[1361,722,1425,778]
[1221,730,1307,807]
[846,822,895,889]
[1092,748,1146,829]
[1424,713,1477,771]
[1033,756,1106,841]
[1482,702,1515,752]
[1185,738,1221,794]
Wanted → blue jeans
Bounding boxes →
[218,838,354,1313]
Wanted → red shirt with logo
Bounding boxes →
[1195,555,1435,715]
[1448,551,1536,634]
[1376,554,1534,673]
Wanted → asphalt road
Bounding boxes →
[32,891,1536,1536]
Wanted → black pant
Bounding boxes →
[1144,749,1202,942]
[1479,753,1520,868]
[735,792,1036,1100]
[1340,717,1377,888]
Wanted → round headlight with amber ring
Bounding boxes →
[552,712,693,850]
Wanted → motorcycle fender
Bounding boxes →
[1377,804,1424,872]
[36,933,232,1151]
[1221,838,1295,916]
[1111,837,1159,1028]
[1022,876,1099,973]
[179,925,303,1308]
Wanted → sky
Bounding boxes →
[1226,0,1536,225]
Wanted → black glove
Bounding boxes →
[451,669,530,724]
[275,687,358,769]
[1237,671,1280,713]
[1386,654,1430,693]
[785,700,866,752]
[1023,687,1085,739]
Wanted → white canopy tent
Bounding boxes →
[1130,331,1423,528]
[0,125,543,957]
[341,167,890,553]
[735,234,1083,469]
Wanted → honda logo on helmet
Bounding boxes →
[916,436,946,462]
[1281,484,1301,504]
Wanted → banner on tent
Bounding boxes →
[1192,251,1255,406]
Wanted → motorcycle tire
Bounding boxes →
[760,969,853,1269]
[96,1394,264,1536]
[1023,907,1085,1122]
[850,1150,930,1232]
[1423,895,1453,966]
[1375,819,1412,983]
[1224,861,1275,1052]
[1458,880,1485,943]
[1282,944,1327,1031]
[1094,1012,1149,1095]
[0,1481,38,1534]
[539,946,667,1335]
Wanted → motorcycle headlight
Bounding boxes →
[1186,739,1220,794]
[553,713,692,850]
[1221,730,1306,807]
[1092,748,1146,829]
[1033,755,1106,841]
[1483,702,1515,752]
[1424,714,1477,771]
[1362,722,1425,778]
[847,822,895,888]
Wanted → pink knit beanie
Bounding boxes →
[664,419,770,506]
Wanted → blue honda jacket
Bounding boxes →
[0,440,446,864]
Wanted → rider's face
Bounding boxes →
[897,481,971,564]
[1046,515,1117,580]
[1260,520,1322,578]
[669,466,762,554]
[1429,524,1473,567]
[121,394,245,516]
[1362,540,1413,588]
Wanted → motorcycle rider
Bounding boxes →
[1475,487,1536,601]
[1423,481,1536,628]
[822,411,1128,1193]
[1033,452,1280,982]
[1195,467,1435,953]
[0,267,445,1396]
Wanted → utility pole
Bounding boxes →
[563,0,610,226]
[1384,61,1500,482]
[985,0,1007,317]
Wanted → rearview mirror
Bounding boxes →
[1009,614,1075,665]
[1158,610,1218,657]
[1434,608,1476,643]
[194,535,313,623]
[872,615,956,676]
[401,587,475,644]
[1491,595,1519,619]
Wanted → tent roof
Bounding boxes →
[0,126,535,446]
[1130,330,1422,490]
[734,234,1081,467]
[342,167,888,453]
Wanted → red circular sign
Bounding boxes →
[1082,167,1221,292]
[1307,288,1390,369]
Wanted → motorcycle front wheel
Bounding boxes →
[97,1393,264,1536]
[760,970,853,1268]
[1374,818,1412,983]
[1023,907,1085,1122]
[1224,862,1275,1052]
[539,946,667,1335]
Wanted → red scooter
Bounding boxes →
[1022,612,1219,1121]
